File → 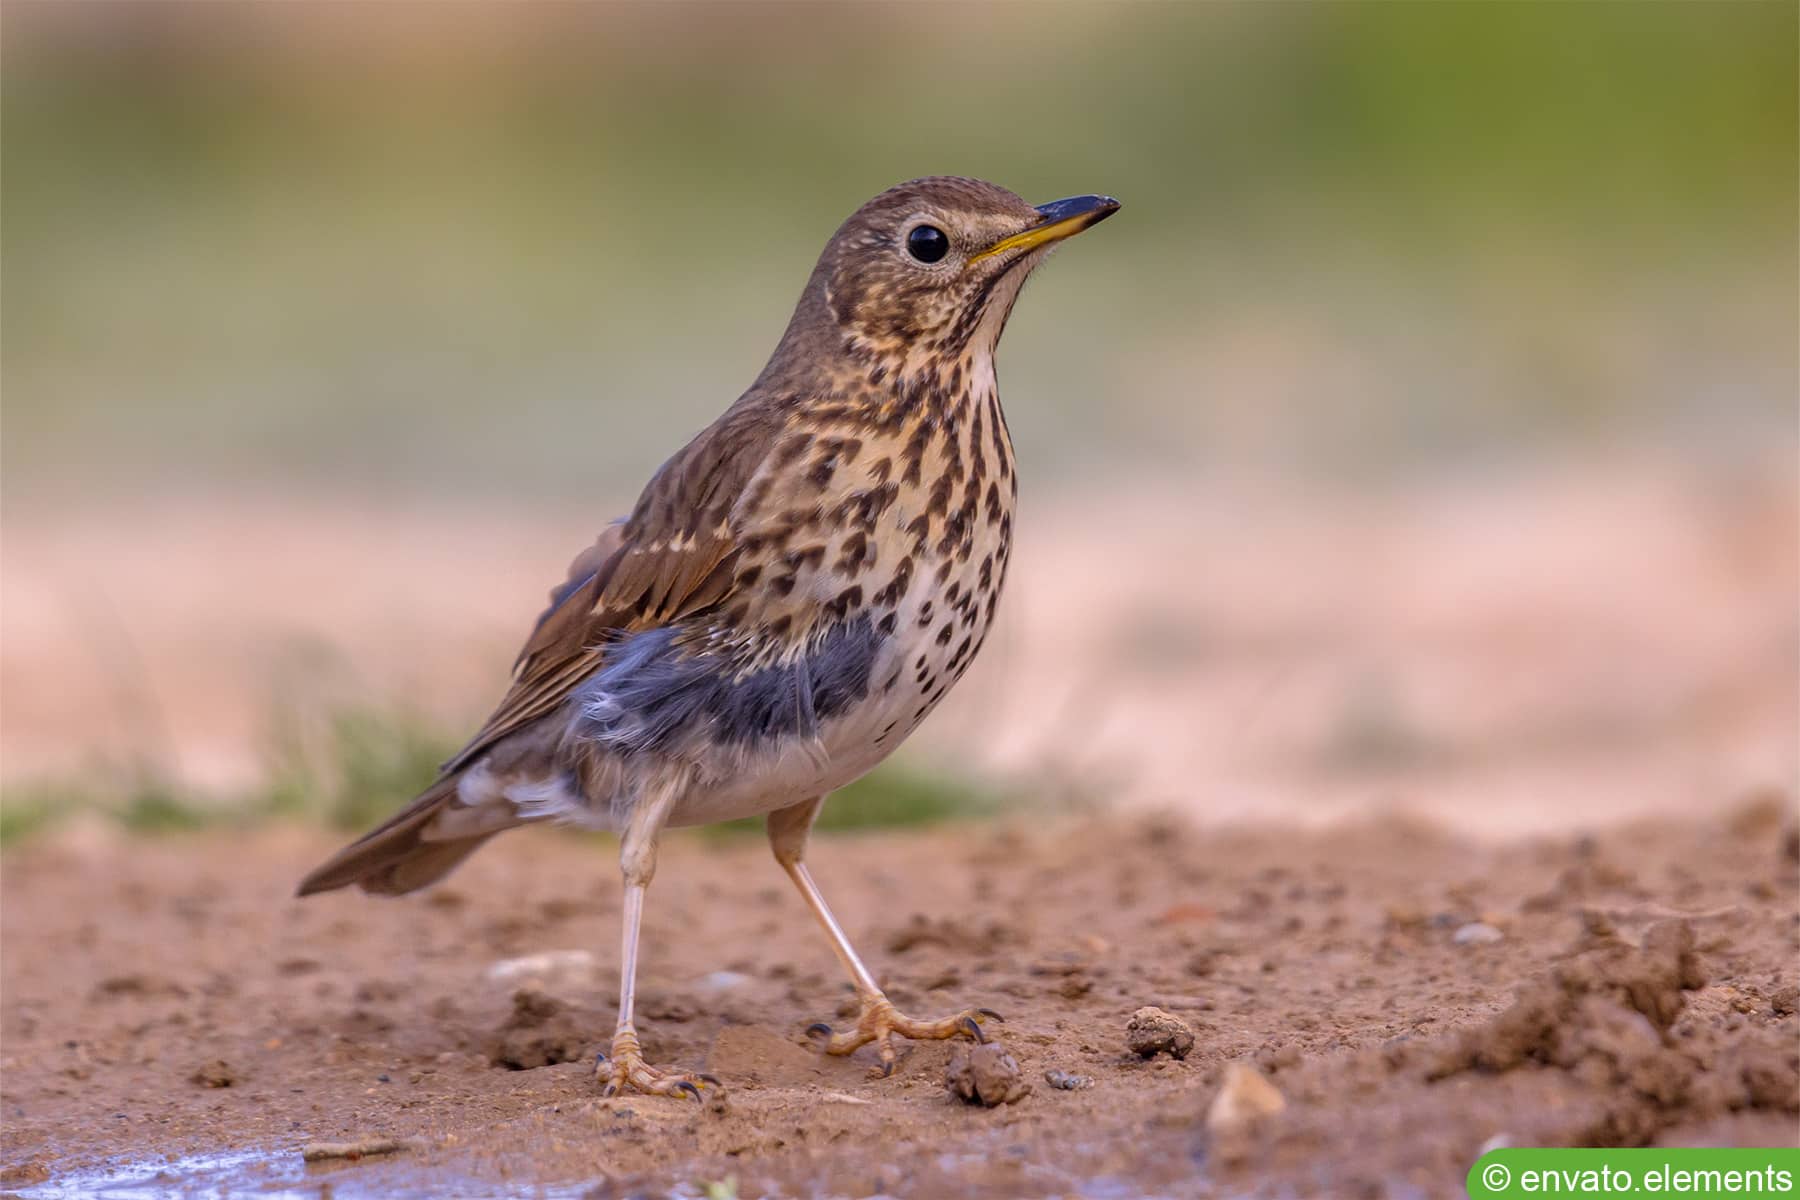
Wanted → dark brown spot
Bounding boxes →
[827,585,864,619]
[900,418,934,486]
[785,544,827,571]
[906,513,931,553]
[836,531,870,576]
[872,555,914,606]
[774,432,815,468]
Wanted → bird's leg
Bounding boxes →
[769,798,998,1078]
[595,775,719,1100]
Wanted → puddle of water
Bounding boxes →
[14,1143,1199,1200]
[15,1148,300,1200]
[11,1146,601,1200]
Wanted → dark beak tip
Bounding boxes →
[1034,193,1122,229]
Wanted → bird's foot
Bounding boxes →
[594,1025,720,1100]
[807,993,1001,1078]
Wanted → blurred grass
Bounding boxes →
[2,1,1793,501]
[0,704,1000,845]
[260,705,461,832]
[702,763,1001,841]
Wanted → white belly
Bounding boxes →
[665,550,1001,827]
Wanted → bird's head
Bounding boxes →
[777,176,1119,388]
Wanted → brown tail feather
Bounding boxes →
[296,778,491,897]
[353,835,495,895]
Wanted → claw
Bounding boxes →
[812,995,1002,1080]
[596,1027,717,1099]
[806,1022,834,1040]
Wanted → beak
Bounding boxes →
[970,194,1122,263]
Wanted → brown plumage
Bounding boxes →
[298,176,1119,1097]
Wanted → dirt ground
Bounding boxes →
[3,798,1795,1198]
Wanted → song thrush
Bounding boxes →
[298,176,1119,1098]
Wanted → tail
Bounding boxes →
[296,777,495,897]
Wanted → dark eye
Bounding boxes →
[905,224,949,263]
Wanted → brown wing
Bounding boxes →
[440,400,788,774]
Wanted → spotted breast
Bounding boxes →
[569,346,1016,829]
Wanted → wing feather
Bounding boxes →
[440,400,788,773]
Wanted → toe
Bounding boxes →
[824,1028,872,1056]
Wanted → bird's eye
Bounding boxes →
[905,225,949,264]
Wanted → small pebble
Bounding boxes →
[1126,1006,1195,1060]
[1043,1069,1093,1091]
[484,950,596,985]
[301,1137,406,1162]
[698,970,753,992]
[947,1042,1031,1106]
[1206,1061,1285,1132]
[190,1060,236,1089]
[1453,922,1505,946]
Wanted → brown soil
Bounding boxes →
[3,802,1796,1198]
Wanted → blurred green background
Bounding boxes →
[6,0,1794,503]
[2,2,1795,839]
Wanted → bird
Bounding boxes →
[297,176,1119,1099]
